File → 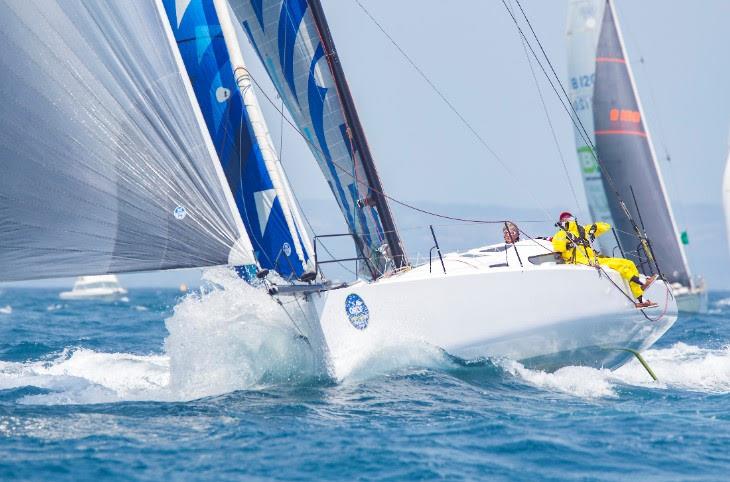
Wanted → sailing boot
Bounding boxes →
[641,274,658,292]
[634,294,659,309]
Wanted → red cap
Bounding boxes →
[559,211,574,221]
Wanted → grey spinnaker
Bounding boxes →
[0,0,254,281]
[592,0,690,286]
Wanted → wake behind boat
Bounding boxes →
[59,275,128,301]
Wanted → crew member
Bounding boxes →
[552,212,658,308]
[503,222,520,244]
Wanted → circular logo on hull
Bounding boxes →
[345,293,369,330]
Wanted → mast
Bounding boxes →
[307,0,408,270]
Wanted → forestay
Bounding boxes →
[163,0,313,279]
[226,0,407,280]
[592,0,691,286]
[0,0,254,281]
[566,0,615,254]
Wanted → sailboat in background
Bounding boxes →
[0,0,677,380]
[566,0,707,313]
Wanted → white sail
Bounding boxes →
[566,0,615,254]
[0,0,255,281]
[215,0,315,273]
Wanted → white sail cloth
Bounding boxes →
[0,0,254,281]
[565,0,615,254]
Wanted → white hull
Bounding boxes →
[59,287,128,300]
[311,241,677,378]
[675,288,708,314]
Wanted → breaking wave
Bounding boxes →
[0,268,327,404]
[504,342,730,398]
[1,270,728,404]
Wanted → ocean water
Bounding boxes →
[1,270,730,481]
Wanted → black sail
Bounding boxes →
[592,0,690,287]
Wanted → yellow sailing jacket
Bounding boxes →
[552,221,611,265]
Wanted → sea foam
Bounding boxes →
[0,268,327,404]
[504,342,730,398]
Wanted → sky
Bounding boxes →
[5,0,730,289]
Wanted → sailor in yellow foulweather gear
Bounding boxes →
[551,212,658,308]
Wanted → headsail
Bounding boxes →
[226,0,408,280]
[0,0,255,281]
[592,0,691,286]
[566,0,615,254]
[162,0,313,279]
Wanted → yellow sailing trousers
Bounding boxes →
[599,257,643,298]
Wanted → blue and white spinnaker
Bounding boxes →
[163,0,314,279]
[226,0,408,280]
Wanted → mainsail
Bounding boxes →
[226,0,408,280]
[0,0,255,281]
[162,0,313,279]
[592,0,691,286]
[566,0,615,254]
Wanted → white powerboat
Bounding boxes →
[59,275,128,301]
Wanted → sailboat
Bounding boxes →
[59,275,128,301]
[566,0,707,313]
[0,0,676,380]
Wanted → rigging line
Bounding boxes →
[352,0,504,171]
[508,0,581,211]
[273,296,308,340]
[510,0,594,151]
[245,70,550,226]
[308,2,401,270]
[274,131,357,278]
[500,2,610,193]
[503,0,652,251]
[509,0,643,215]
[351,0,553,221]
[500,1,593,158]
[272,112,358,278]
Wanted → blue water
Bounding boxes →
[1,274,730,481]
